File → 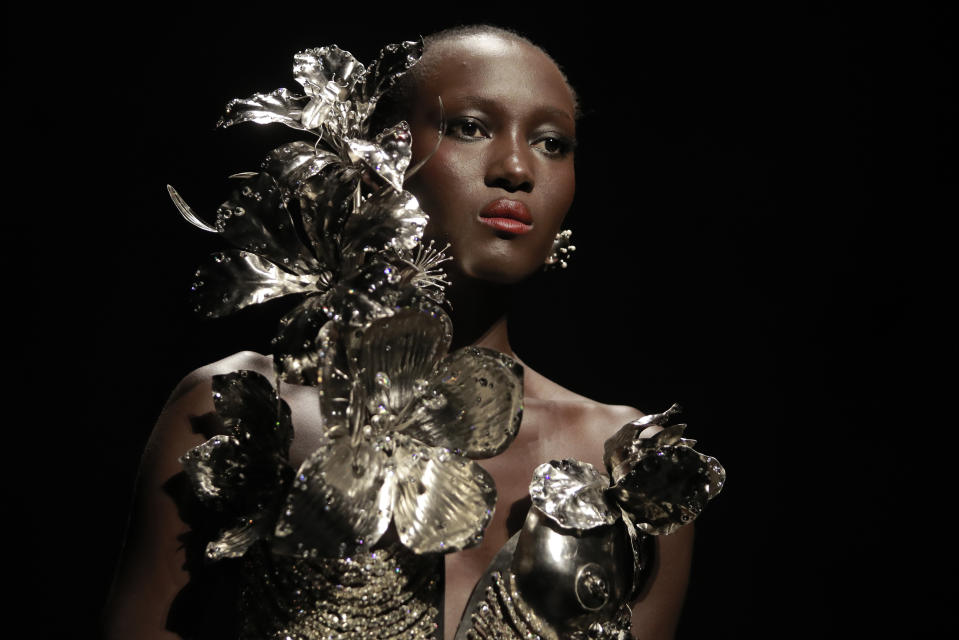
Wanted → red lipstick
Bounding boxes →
[479,199,533,234]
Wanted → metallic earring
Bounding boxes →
[544,229,576,269]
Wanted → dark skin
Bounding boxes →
[103,33,693,640]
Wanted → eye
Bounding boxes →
[532,135,575,157]
[447,118,488,140]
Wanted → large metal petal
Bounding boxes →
[272,437,396,558]
[399,347,523,458]
[272,295,329,386]
[215,173,320,274]
[344,122,412,192]
[355,40,424,121]
[610,445,725,536]
[218,88,307,130]
[261,142,340,191]
[211,370,293,456]
[342,189,428,258]
[528,459,618,531]
[392,434,496,554]
[350,307,451,428]
[190,250,317,318]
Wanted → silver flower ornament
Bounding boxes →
[179,370,295,560]
[218,41,422,189]
[273,305,525,557]
[531,405,725,537]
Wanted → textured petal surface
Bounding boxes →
[342,189,428,258]
[400,347,523,458]
[392,434,496,554]
[273,438,396,557]
[529,459,618,530]
[351,308,450,429]
[190,250,317,318]
[272,295,329,386]
[219,88,306,130]
[215,173,320,274]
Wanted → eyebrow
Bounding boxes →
[456,94,575,124]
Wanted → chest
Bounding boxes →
[281,390,607,638]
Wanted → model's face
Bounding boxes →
[404,34,577,284]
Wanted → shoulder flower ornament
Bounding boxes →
[454,406,725,640]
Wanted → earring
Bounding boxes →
[544,229,576,269]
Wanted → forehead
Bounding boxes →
[416,34,575,122]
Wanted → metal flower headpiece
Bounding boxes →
[176,41,526,563]
[168,39,451,386]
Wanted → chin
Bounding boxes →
[458,254,544,285]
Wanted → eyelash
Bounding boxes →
[446,118,576,158]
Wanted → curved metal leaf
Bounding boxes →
[529,459,618,531]
[190,250,317,318]
[167,184,217,232]
[392,433,496,554]
[400,347,523,458]
[218,88,307,130]
[273,437,395,558]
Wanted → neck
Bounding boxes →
[446,273,513,357]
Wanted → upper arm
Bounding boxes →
[103,378,215,640]
[630,524,695,640]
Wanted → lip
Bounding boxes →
[479,199,533,234]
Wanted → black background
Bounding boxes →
[13,3,952,637]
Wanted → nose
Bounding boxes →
[485,133,534,193]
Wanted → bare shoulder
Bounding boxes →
[518,365,645,468]
[165,350,274,407]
